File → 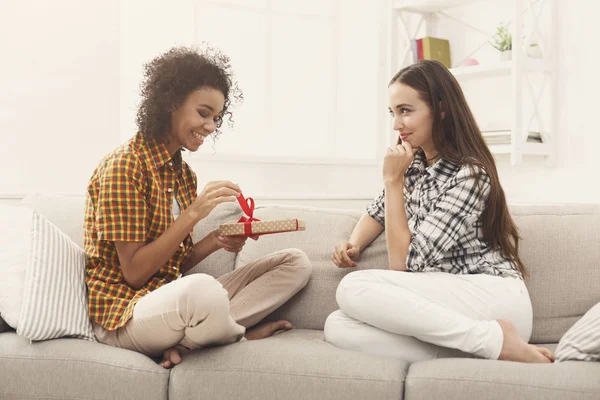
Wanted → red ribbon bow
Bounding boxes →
[237,193,260,236]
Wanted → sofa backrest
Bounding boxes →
[232,203,600,344]
[509,204,600,343]
[20,194,600,344]
[21,193,239,278]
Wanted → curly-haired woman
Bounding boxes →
[84,46,312,368]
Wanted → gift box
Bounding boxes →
[219,218,306,237]
[218,194,306,237]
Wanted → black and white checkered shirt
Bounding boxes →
[367,150,522,279]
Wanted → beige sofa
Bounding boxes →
[1,193,599,400]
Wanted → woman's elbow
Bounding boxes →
[388,263,407,271]
[121,267,145,290]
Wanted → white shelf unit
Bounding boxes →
[389,0,558,166]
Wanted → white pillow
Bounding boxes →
[0,204,95,341]
[556,302,600,362]
[0,205,33,328]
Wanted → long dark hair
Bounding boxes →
[390,60,526,277]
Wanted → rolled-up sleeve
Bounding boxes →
[406,166,490,271]
[366,188,386,226]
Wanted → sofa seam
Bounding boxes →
[0,355,169,375]
[405,376,598,395]
[0,393,98,400]
[174,366,406,383]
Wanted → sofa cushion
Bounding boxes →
[0,204,94,341]
[186,202,241,278]
[405,354,600,400]
[0,332,169,400]
[555,302,600,362]
[22,193,87,248]
[21,194,241,279]
[510,204,600,343]
[19,209,95,341]
[0,205,33,329]
[169,329,407,400]
[237,203,600,342]
[17,195,600,345]
[235,205,385,330]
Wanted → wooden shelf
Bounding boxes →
[393,0,485,13]
[390,0,557,165]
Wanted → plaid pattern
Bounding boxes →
[84,132,197,330]
[367,150,521,279]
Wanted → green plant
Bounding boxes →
[490,23,512,52]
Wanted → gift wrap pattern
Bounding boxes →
[219,219,306,236]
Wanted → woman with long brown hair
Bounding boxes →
[324,60,553,363]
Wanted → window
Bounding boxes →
[121,0,385,164]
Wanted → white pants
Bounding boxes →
[324,270,532,362]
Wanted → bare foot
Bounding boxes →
[245,320,292,340]
[535,345,555,362]
[497,319,552,363]
[159,347,182,369]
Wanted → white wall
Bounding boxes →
[0,0,599,208]
[0,0,120,197]
[495,0,600,203]
[426,0,600,203]
[118,0,385,208]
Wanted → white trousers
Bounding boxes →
[324,270,532,362]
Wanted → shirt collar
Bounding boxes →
[134,132,181,171]
[406,149,459,183]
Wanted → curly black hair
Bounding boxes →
[136,45,243,143]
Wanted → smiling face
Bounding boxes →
[166,87,225,154]
[388,82,436,156]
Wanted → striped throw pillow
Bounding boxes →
[555,302,600,362]
[16,210,95,341]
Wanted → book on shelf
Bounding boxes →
[481,130,543,145]
[411,37,451,68]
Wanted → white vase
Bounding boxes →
[500,50,512,61]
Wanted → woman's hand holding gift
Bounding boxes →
[211,224,259,253]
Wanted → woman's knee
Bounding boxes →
[177,274,229,310]
[324,310,360,350]
[335,270,377,312]
[281,248,313,286]
[324,310,347,345]
[179,273,222,291]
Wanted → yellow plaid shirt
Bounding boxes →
[84,132,197,330]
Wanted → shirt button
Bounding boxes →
[167,188,172,193]
[168,162,173,167]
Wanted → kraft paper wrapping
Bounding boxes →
[219,219,306,236]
